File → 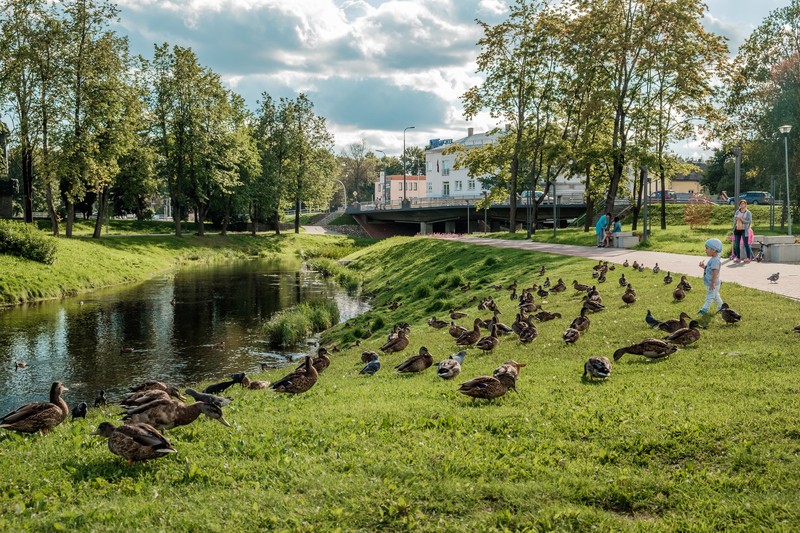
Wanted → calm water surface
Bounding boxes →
[0,258,369,414]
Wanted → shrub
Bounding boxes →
[0,220,58,264]
[684,195,714,229]
[263,300,340,347]
[413,284,433,299]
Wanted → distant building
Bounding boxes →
[424,128,493,199]
[669,162,706,195]
[374,173,426,207]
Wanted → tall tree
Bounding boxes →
[340,140,376,202]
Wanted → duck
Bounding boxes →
[582,299,606,313]
[120,389,173,408]
[380,329,409,353]
[240,374,270,390]
[664,320,701,346]
[490,314,513,336]
[94,390,107,408]
[361,350,379,364]
[360,352,381,375]
[427,316,449,329]
[458,373,517,400]
[212,342,225,350]
[618,273,628,287]
[632,261,640,270]
[270,356,320,394]
[14,361,28,371]
[518,323,538,343]
[550,279,567,293]
[613,339,678,361]
[511,313,528,336]
[296,346,330,374]
[563,327,581,344]
[677,276,692,291]
[72,402,88,420]
[129,381,186,402]
[793,325,800,334]
[493,360,526,380]
[509,288,518,301]
[542,277,551,288]
[395,346,434,373]
[583,356,612,380]
[449,321,468,339]
[122,399,231,431]
[533,310,562,322]
[621,284,637,305]
[570,306,591,333]
[449,309,468,320]
[93,421,177,465]
[663,271,673,284]
[652,263,660,274]
[488,283,503,291]
[645,309,661,328]
[597,271,607,283]
[657,312,692,333]
[387,301,401,311]
[475,325,500,352]
[456,318,483,346]
[0,382,69,434]
[536,286,549,298]
[622,259,629,267]
[573,280,591,292]
[719,303,742,325]
[506,280,518,291]
[437,350,466,380]
[184,388,232,407]
[539,265,546,276]
[672,284,686,302]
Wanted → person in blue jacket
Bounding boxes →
[595,212,611,247]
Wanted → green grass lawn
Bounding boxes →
[2,236,799,531]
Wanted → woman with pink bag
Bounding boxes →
[731,200,753,263]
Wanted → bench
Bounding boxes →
[751,235,800,263]
[613,231,639,248]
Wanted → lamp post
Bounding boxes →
[375,149,387,206]
[466,200,470,235]
[0,120,8,178]
[402,126,415,208]
[483,190,488,233]
[779,125,792,235]
[334,179,347,210]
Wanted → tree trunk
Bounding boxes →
[65,201,74,238]
[22,147,33,223]
[659,163,667,230]
[92,187,108,238]
[582,165,592,232]
[221,197,229,236]
[274,209,281,235]
[197,203,206,236]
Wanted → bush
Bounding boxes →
[0,220,58,264]
[263,300,340,347]
[683,195,714,229]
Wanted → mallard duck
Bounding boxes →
[506,280,518,291]
[270,356,320,394]
[360,352,381,375]
[475,325,500,352]
[638,264,645,272]
[456,318,483,346]
[570,306,590,333]
[793,325,800,334]
[380,329,409,353]
[297,346,330,374]
[396,346,434,373]
[618,273,628,287]
[488,283,503,291]
[493,360,526,379]
[518,323,538,343]
[623,259,629,267]
[542,277,551,288]
[573,280,591,292]
[539,265,546,276]
[93,422,177,464]
[664,320,701,346]
[72,402,88,420]
[652,263,660,274]
[632,261,640,270]
[185,388,232,407]
[240,374,270,390]
[645,309,661,328]
[608,264,616,271]
[597,271,607,283]
[449,321,468,339]
[460,282,472,292]
[490,314,513,336]
[427,316,449,329]
[663,271,673,284]
[719,303,741,325]
[613,338,678,361]
[387,301,401,311]
[129,381,186,402]
[657,312,691,333]
[94,390,107,407]
[563,327,581,344]
[591,270,599,279]
[122,399,231,431]
[673,285,685,302]
[458,373,517,400]
[450,309,468,320]
[509,288,518,301]
[583,356,611,380]
[361,350,379,364]
[437,350,466,380]
[677,276,692,291]
[536,286,549,298]
[622,284,636,305]
[550,278,567,292]
[519,301,539,313]
[0,382,69,434]
[582,300,606,313]
[121,389,173,407]
[532,310,560,322]
[511,313,528,336]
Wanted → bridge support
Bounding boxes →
[445,221,456,234]
[419,222,434,235]
[490,219,502,232]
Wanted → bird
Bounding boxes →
[296,346,330,374]
[652,263,660,274]
[203,376,243,395]
[663,271,673,284]
[613,339,678,361]
[677,276,692,291]
[645,309,661,328]
[459,282,472,292]
[622,260,629,267]
[673,285,686,302]
[129,381,186,402]
[72,402,88,420]
[185,388,232,407]
[122,399,231,431]
[94,390,107,408]
[212,342,225,350]
[618,274,628,287]
[573,280,591,292]
[437,350,466,380]
[539,265,546,276]
[542,277,551,288]
[570,306,591,333]
[93,422,177,465]
[768,272,780,283]
[456,318,483,346]
[632,261,640,270]
[395,346,434,373]
[718,303,742,325]
[361,350,379,364]
[450,309,468,320]
[458,373,517,400]
[597,271,607,283]
[380,329,409,353]
[657,312,692,334]
[518,323,538,343]
[270,356,320,394]
[664,320,701,346]
[506,280,518,291]
[427,316,448,329]
[563,327,581,344]
[0,382,70,434]
[536,286,549,298]
[621,284,636,305]
[360,352,381,375]
[793,325,800,334]
[387,301,401,311]
[120,389,172,408]
[533,310,561,322]
[449,321,468,339]
[475,325,500,352]
[582,299,605,313]
[583,356,611,380]
[240,374,270,390]
[550,278,567,292]
[14,361,28,371]
[493,360,526,380]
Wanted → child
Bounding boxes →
[698,238,724,314]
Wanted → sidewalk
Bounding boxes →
[441,237,800,301]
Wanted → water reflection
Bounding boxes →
[0,258,369,414]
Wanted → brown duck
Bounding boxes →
[573,280,591,292]
[493,360,526,380]
[563,327,581,344]
[657,312,692,333]
[458,373,517,400]
[129,381,186,402]
[622,284,637,305]
[120,389,172,408]
[518,323,538,343]
[0,381,69,434]
[672,285,686,302]
[436,350,465,380]
[613,339,678,361]
[449,321,468,339]
[456,318,483,346]
[475,325,500,352]
[570,306,591,333]
[240,374,270,390]
[677,276,692,291]
[583,356,611,380]
[450,309,468,320]
[380,329,409,353]
[122,399,231,431]
[550,278,567,292]
[395,346,434,373]
[295,347,330,374]
[427,316,448,329]
[533,310,561,322]
[719,303,741,325]
[270,356,320,394]
[93,422,177,465]
[664,320,701,346]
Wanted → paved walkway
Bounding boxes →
[435,236,800,301]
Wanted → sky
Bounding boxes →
[111,0,791,160]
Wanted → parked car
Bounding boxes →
[519,190,553,203]
[648,190,677,202]
[729,191,774,205]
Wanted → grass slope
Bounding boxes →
[1,237,799,531]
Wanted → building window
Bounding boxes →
[427,182,432,193]
[468,180,476,191]
[398,183,403,191]
[455,181,463,192]
[442,160,450,176]
[442,182,450,196]
[427,160,432,172]
[413,182,417,191]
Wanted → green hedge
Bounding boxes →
[0,220,58,264]
[633,204,779,227]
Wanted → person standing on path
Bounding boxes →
[732,200,753,263]
[595,212,611,247]
[698,238,724,314]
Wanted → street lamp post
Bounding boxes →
[466,200,470,235]
[375,149,387,206]
[334,179,347,210]
[779,125,792,235]
[402,126,415,208]
[483,191,488,233]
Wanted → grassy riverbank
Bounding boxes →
[0,223,370,305]
[2,236,799,531]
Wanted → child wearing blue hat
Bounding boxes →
[698,238,724,314]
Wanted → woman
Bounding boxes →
[732,199,753,263]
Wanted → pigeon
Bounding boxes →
[359,352,381,375]
[185,388,232,407]
[645,309,661,328]
[767,272,780,283]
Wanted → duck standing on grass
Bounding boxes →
[718,303,742,325]
[270,356,319,394]
[0,382,69,434]
[664,320,702,346]
[614,339,678,361]
[458,373,517,400]
[583,357,611,381]
[437,351,466,380]
[360,352,381,376]
[122,399,231,431]
[93,422,177,465]
[395,347,434,374]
